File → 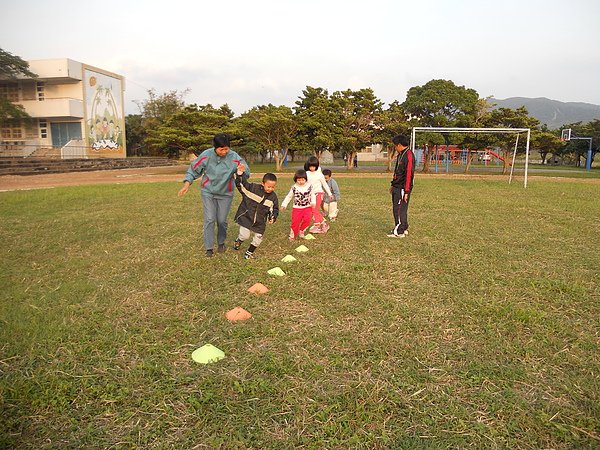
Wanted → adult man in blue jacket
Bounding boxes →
[178,134,250,257]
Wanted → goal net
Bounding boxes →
[410,127,532,187]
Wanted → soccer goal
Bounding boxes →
[410,127,532,187]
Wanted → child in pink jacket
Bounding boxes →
[304,156,334,233]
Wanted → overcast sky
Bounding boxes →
[2,0,599,115]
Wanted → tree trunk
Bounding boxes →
[540,151,548,165]
[387,147,397,172]
[346,151,357,170]
[274,147,289,172]
[502,149,509,175]
[422,146,431,173]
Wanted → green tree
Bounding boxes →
[375,100,411,170]
[581,119,600,167]
[484,106,540,174]
[145,103,234,158]
[236,104,298,170]
[460,97,496,173]
[330,88,383,169]
[561,120,599,167]
[125,114,146,156]
[136,88,187,125]
[403,79,480,172]
[0,48,37,120]
[294,86,336,160]
[532,125,563,165]
[134,89,188,155]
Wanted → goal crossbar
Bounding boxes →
[410,127,531,187]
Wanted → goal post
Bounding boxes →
[410,127,532,188]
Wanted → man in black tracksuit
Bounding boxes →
[388,134,415,238]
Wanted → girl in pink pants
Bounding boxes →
[280,169,316,240]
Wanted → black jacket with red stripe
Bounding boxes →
[234,172,279,234]
[391,149,415,193]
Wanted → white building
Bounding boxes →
[0,59,126,158]
[357,143,387,162]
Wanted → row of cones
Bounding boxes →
[194,237,320,362]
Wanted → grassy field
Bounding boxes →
[1,175,599,449]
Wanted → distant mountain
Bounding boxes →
[490,97,600,129]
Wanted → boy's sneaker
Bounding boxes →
[299,230,305,239]
[205,249,214,257]
[320,222,330,233]
[244,250,255,259]
[309,223,322,234]
[218,244,226,253]
[233,239,242,250]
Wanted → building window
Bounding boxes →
[0,83,19,102]
[37,82,45,101]
[39,120,48,138]
[1,121,23,140]
[21,81,37,100]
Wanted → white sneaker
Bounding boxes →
[386,231,405,238]
[309,223,322,234]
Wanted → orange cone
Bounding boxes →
[247,282,269,294]
[225,307,252,321]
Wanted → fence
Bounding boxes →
[0,140,121,159]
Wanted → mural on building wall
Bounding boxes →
[84,69,124,155]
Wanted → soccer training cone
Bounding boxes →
[281,254,297,263]
[225,307,252,321]
[267,267,286,276]
[191,344,225,364]
[303,233,316,240]
[247,282,269,294]
[295,245,309,253]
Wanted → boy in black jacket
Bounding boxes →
[233,164,279,259]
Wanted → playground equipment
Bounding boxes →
[422,146,510,166]
[486,150,507,164]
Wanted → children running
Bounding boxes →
[321,169,340,222]
[280,169,316,240]
[232,164,279,259]
[304,156,334,234]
